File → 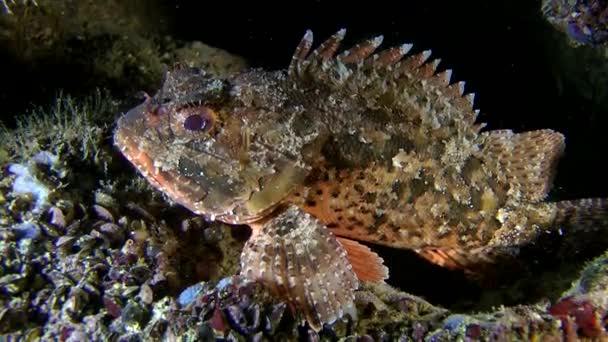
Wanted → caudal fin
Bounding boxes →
[239,205,359,331]
[418,198,608,285]
[553,198,608,229]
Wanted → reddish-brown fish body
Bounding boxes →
[114,29,608,330]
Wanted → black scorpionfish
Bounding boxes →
[113,28,608,330]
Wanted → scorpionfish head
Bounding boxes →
[114,66,327,224]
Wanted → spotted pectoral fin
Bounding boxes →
[239,205,359,331]
[479,129,565,202]
[337,237,389,282]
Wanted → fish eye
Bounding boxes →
[184,113,208,131]
[179,107,215,133]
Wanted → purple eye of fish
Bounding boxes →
[178,106,215,133]
[184,113,208,131]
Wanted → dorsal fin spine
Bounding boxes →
[371,35,384,48]
[420,50,432,64]
[437,69,452,86]
[310,28,346,61]
[418,58,441,77]
[400,43,414,56]
[368,43,414,69]
[466,93,475,105]
[339,35,384,64]
[288,29,314,77]
[457,81,465,95]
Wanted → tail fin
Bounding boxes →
[499,198,608,282]
[418,198,608,286]
[553,198,608,230]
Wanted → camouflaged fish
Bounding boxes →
[113,28,608,330]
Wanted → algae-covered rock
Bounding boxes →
[542,0,608,47]
[541,0,608,130]
[0,0,170,111]
[0,88,247,338]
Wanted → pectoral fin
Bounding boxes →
[239,205,359,331]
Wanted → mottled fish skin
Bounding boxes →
[114,28,608,330]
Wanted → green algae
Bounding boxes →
[0,89,114,164]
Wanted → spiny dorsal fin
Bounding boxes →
[287,29,481,129]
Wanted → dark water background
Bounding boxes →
[1,0,607,310]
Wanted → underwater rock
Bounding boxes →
[540,0,608,180]
[543,0,608,46]
[547,249,608,339]
[0,0,170,109]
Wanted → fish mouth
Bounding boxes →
[113,128,200,212]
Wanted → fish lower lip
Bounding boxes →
[114,133,197,209]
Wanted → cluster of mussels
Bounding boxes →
[0,208,264,340]
[0,177,248,340]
